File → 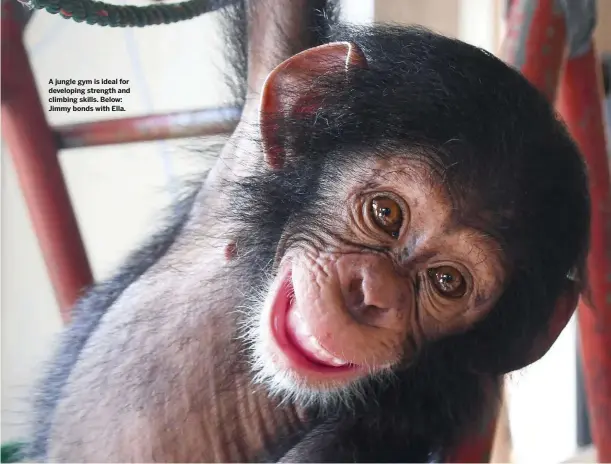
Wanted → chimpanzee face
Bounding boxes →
[242,155,506,402]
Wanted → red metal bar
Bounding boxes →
[446,413,498,463]
[557,44,611,463]
[57,107,240,149]
[2,0,93,323]
[500,0,567,102]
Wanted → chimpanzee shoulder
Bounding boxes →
[24,184,201,460]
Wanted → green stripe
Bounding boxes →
[1,442,24,463]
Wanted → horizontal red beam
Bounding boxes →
[57,107,241,149]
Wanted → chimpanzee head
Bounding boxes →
[223,26,589,407]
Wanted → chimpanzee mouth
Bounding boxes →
[269,270,362,376]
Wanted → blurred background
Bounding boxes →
[2,0,611,461]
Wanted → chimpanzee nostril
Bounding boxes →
[347,278,364,305]
[345,278,389,326]
[351,303,392,326]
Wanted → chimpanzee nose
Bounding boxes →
[338,254,410,330]
[344,277,387,327]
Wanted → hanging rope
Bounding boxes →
[19,0,231,27]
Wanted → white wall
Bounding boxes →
[374,0,460,38]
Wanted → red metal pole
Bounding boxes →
[2,0,93,323]
[557,44,611,463]
[57,107,240,149]
[500,0,567,102]
[446,412,498,463]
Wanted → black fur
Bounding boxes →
[25,2,591,462]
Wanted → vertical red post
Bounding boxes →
[1,0,93,323]
[446,412,498,463]
[557,44,611,463]
[500,0,567,102]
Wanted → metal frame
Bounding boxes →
[2,0,609,460]
[57,107,240,149]
[1,0,240,322]
[502,0,610,461]
[2,0,93,323]
[557,42,611,463]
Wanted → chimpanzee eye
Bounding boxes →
[370,196,403,238]
[427,266,467,298]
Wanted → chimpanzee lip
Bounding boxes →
[270,269,361,375]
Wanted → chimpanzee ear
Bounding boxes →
[259,42,368,170]
[504,279,580,373]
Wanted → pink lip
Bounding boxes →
[270,270,359,375]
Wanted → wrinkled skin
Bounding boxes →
[252,157,508,396]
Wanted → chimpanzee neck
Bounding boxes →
[146,207,308,461]
[199,280,307,462]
